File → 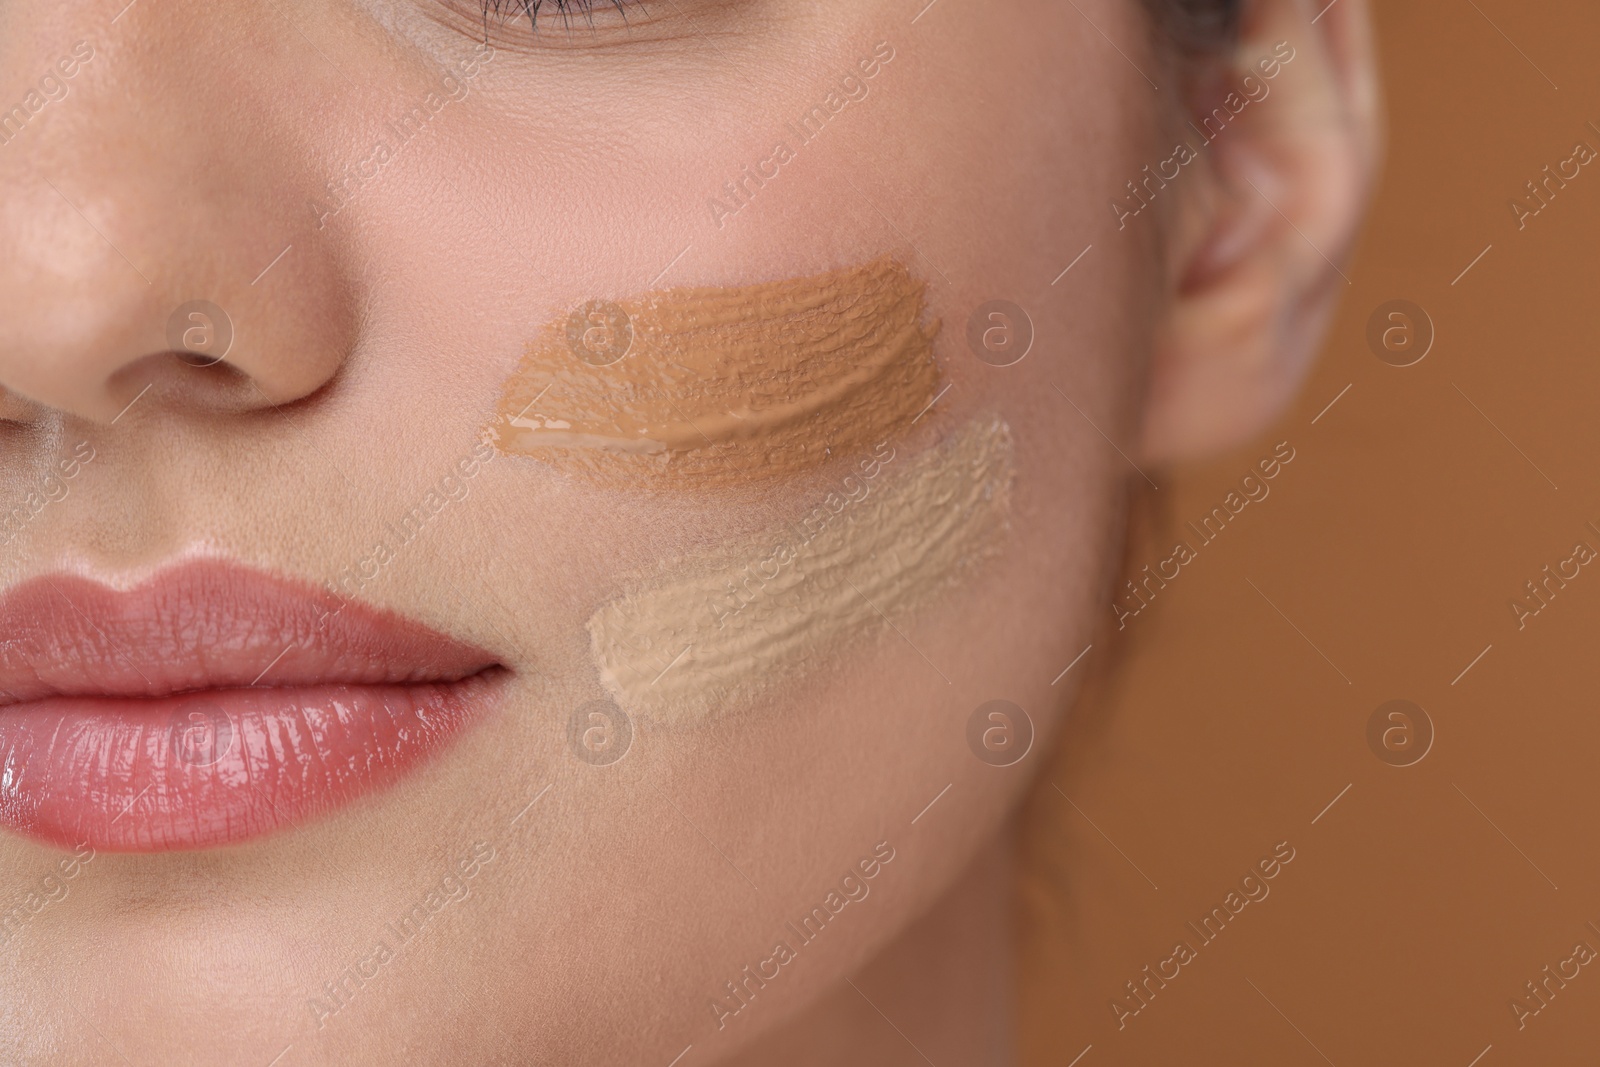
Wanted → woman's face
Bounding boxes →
[0,0,1174,1061]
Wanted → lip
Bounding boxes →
[0,560,505,853]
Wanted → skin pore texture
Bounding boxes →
[0,2,1140,1053]
[0,0,1379,1062]
[490,256,942,483]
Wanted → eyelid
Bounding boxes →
[427,0,765,58]
[461,0,654,41]
[428,0,701,49]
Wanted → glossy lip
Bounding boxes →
[0,560,505,853]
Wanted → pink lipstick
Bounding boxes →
[0,561,504,852]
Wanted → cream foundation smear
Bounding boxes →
[487,257,942,484]
[487,256,1014,722]
[588,416,1014,723]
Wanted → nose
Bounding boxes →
[0,6,358,423]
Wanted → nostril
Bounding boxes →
[104,351,261,419]
[165,353,251,385]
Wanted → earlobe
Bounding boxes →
[1137,0,1382,465]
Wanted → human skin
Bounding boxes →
[0,0,1378,1064]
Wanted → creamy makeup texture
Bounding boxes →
[588,417,1014,723]
[489,257,941,484]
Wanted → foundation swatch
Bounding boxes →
[587,416,1014,723]
[488,257,941,484]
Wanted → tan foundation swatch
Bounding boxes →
[488,257,941,484]
[587,417,1014,723]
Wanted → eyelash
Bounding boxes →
[479,0,634,30]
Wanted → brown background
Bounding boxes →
[1020,1,1600,1063]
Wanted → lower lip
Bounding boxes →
[0,673,502,853]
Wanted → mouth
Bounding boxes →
[0,560,506,853]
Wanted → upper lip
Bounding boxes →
[0,559,499,706]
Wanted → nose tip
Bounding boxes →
[0,12,360,426]
[0,193,172,420]
[0,170,357,424]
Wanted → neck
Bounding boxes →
[721,830,1017,1066]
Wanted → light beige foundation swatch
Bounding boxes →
[587,417,1015,723]
[489,257,941,484]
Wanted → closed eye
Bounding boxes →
[426,0,742,53]
[479,0,638,32]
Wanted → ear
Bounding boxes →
[1137,0,1383,464]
